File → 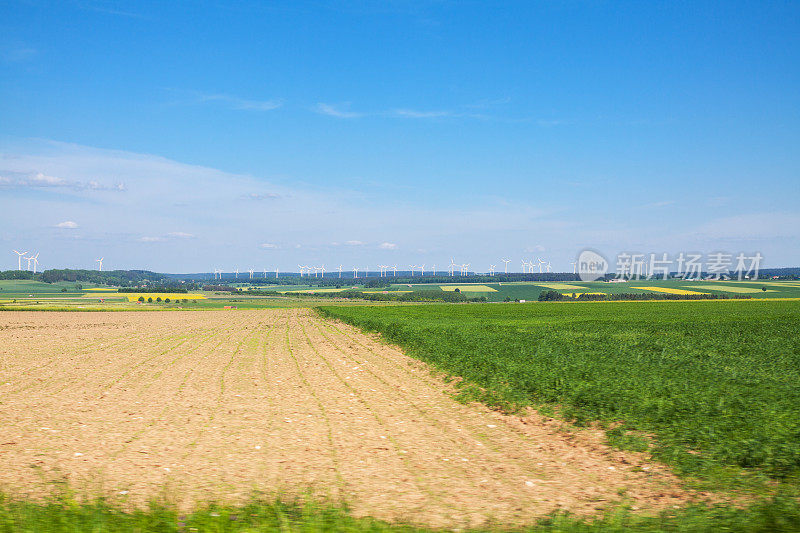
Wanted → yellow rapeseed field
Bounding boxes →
[633,287,708,295]
[84,293,207,301]
[440,285,497,292]
[688,285,773,294]
[535,283,588,290]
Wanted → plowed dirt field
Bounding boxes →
[0,309,703,527]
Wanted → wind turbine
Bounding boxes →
[31,253,40,274]
[338,265,343,278]
[546,262,552,273]
[419,264,425,276]
[570,261,577,274]
[320,264,325,278]
[408,264,417,277]
[489,264,496,276]
[462,263,470,276]
[96,257,104,271]
[392,265,397,276]
[298,265,305,277]
[521,260,528,274]
[275,267,279,279]
[537,258,546,273]
[353,267,359,279]
[264,268,267,279]
[448,258,457,277]
[12,250,27,271]
[501,258,510,274]
[235,268,239,279]
[432,264,436,276]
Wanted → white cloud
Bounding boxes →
[260,243,278,249]
[0,170,125,191]
[392,109,451,119]
[241,192,281,200]
[524,245,546,253]
[139,232,193,242]
[314,103,362,118]
[197,93,283,111]
[378,242,397,250]
[55,220,79,229]
[6,138,795,271]
[642,200,674,208]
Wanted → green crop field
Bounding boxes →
[383,280,800,302]
[319,300,800,487]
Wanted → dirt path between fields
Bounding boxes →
[0,309,707,528]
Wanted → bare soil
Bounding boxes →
[0,309,709,528]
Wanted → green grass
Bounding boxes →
[2,493,800,532]
[318,300,800,486]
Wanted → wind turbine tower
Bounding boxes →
[96,257,104,271]
[501,258,510,274]
[31,253,40,274]
[448,258,457,277]
[12,250,27,271]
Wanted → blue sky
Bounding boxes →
[1,0,798,272]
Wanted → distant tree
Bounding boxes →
[147,297,153,303]
[762,286,768,292]
[164,298,170,303]
[156,297,162,302]
[61,288,67,292]
[138,296,145,302]
[538,290,564,301]
[454,288,460,293]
